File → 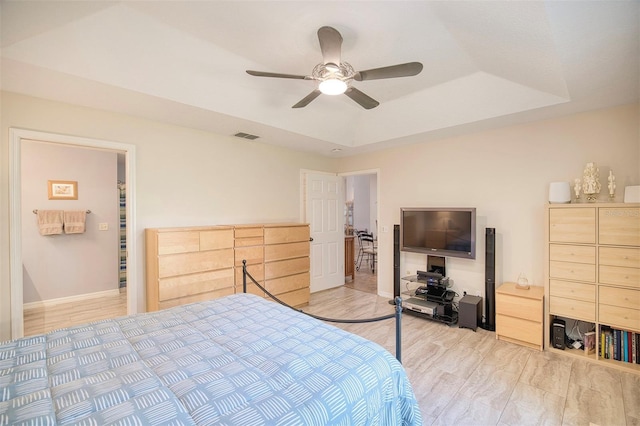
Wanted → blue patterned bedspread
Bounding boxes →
[1,293,422,425]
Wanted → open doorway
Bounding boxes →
[342,171,378,295]
[9,128,137,339]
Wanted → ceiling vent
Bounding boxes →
[234,132,260,140]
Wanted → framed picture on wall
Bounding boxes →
[48,180,78,200]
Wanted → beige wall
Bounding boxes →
[337,103,640,306]
[0,91,335,340]
[21,140,119,303]
[1,91,638,340]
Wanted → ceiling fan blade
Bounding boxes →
[344,87,379,109]
[354,62,423,81]
[292,90,322,108]
[317,26,342,66]
[246,70,309,79]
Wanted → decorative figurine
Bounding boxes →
[608,170,616,200]
[574,178,582,201]
[582,162,601,202]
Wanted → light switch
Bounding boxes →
[99,223,108,231]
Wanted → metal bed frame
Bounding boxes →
[242,260,404,362]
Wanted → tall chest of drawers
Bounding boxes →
[546,203,640,373]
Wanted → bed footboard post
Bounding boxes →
[242,260,247,294]
[394,296,402,363]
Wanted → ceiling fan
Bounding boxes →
[246,26,423,109]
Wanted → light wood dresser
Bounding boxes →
[145,226,235,311]
[496,282,544,350]
[545,203,640,373]
[146,223,310,311]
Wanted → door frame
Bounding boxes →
[339,169,380,294]
[9,128,137,339]
[300,168,380,295]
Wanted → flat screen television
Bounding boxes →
[400,207,476,259]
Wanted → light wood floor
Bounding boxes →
[305,287,640,426]
[345,239,378,294]
[21,286,640,425]
[344,267,378,294]
[23,289,127,336]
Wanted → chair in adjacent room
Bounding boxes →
[356,232,377,273]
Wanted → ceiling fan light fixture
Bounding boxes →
[319,78,347,95]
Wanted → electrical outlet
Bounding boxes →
[475,290,481,297]
[98,223,108,231]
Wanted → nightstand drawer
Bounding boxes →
[496,314,542,347]
[549,280,595,303]
[599,286,640,310]
[550,296,595,322]
[599,265,640,289]
[549,244,596,264]
[549,261,596,282]
[496,293,542,322]
[599,304,640,332]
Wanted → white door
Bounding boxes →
[305,173,344,292]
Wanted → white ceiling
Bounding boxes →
[1,1,638,157]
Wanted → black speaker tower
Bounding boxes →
[390,224,401,305]
[482,228,496,331]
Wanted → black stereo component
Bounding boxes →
[391,224,401,303]
[459,295,482,332]
[483,228,496,331]
[553,318,566,350]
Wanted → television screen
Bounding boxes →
[400,208,476,259]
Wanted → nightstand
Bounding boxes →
[495,282,544,350]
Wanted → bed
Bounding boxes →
[0,293,422,425]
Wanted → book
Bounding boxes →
[584,331,596,355]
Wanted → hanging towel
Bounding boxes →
[64,210,87,234]
[37,210,64,236]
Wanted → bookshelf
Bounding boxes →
[545,203,640,374]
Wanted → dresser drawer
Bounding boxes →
[549,244,596,264]
[276,287,310,307]
[549,261,596,282]
[159,269,234,302]
[496,293,542,322]
[234,226,264,239]
[157,231,200,255]
[264,241,310,262]
[265,272,310,295]
[550,296,595,321]
[599,286,640,310]
[234,245,264,267]
[158,249,234,278]
[200,229,234,251]
[235,263,264,285]
[599,265,640,289]
[599,304,640,332]
[264,226,310,244]
[549,208,596,244]
[265,257,310,280]
[599,208,640,247]
[549,279,595,302]
[599,247,640,268]
[496,314,542,348]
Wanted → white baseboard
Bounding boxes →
[23,288,121,310]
